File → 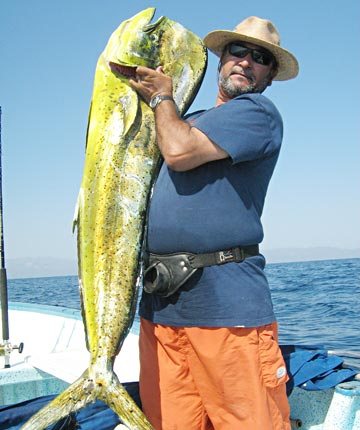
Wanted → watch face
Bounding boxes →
[150,95,173,110]
[150,95,160,108]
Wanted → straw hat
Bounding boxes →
[203,16,299,81]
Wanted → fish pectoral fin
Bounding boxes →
[72,205,78,234]
[72,188,84,233]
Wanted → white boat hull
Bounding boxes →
[0,303,140,406]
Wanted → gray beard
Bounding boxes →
[219,72,271,97]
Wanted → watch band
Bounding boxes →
[149,94,174,110]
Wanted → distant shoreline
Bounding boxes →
[6,249,360,280]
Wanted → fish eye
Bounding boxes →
[149,33,158,43]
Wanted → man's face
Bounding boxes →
[218,42,277,98]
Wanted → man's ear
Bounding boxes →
[270,66,278,81]
[266,68,277,88]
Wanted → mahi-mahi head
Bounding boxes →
[21,8,206,430]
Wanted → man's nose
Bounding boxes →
[238,55,252,67]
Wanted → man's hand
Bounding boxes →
[130,65,228,172]
[129,66,173,105]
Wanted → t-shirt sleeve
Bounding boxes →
[192,94,283,164]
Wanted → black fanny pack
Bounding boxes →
[143,245,259,297]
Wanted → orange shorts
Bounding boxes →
[139,318,290,430]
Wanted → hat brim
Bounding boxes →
[203,30,299,81]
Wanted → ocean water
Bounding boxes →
[6,258,360,354]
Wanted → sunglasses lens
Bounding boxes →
[228,44,249,58]
[227,43,274,66]
[252,50,273,66]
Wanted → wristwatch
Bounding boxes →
[149,94,174,110]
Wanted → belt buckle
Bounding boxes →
[219,249,234,263]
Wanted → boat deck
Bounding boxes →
[0,303,140,406]
[1,303,360,429]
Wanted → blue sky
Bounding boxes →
[1,0,359,264]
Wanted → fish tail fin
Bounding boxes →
[103,372,154,430]
[20,371,95,430]
[20,368,153,430]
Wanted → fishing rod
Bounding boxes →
[0,107,23,368]
[0,105,11,367]
[0,105,12,368]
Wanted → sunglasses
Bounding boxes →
[227,43,275,66]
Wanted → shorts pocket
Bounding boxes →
[258,324,288,389]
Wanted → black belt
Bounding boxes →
[143,245,260,297]
[187,245,259,269]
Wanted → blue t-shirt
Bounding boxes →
[139,93,283,327]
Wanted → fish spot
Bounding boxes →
[84,379,95,392]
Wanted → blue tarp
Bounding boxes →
[0,382,140,430]
[280,345,357,394]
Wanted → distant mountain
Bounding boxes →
[6,247,360,279]
[263,247,360,264]
[7,257,77,280]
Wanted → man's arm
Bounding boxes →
[129,66,228,172]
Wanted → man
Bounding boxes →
[130,16,299,430]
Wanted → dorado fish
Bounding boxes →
[20,7,207,430]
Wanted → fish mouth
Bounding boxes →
[109,62,137,78]
[106,13,166,75]
[143,14,165,32]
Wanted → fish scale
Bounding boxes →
[20,7,206,430]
